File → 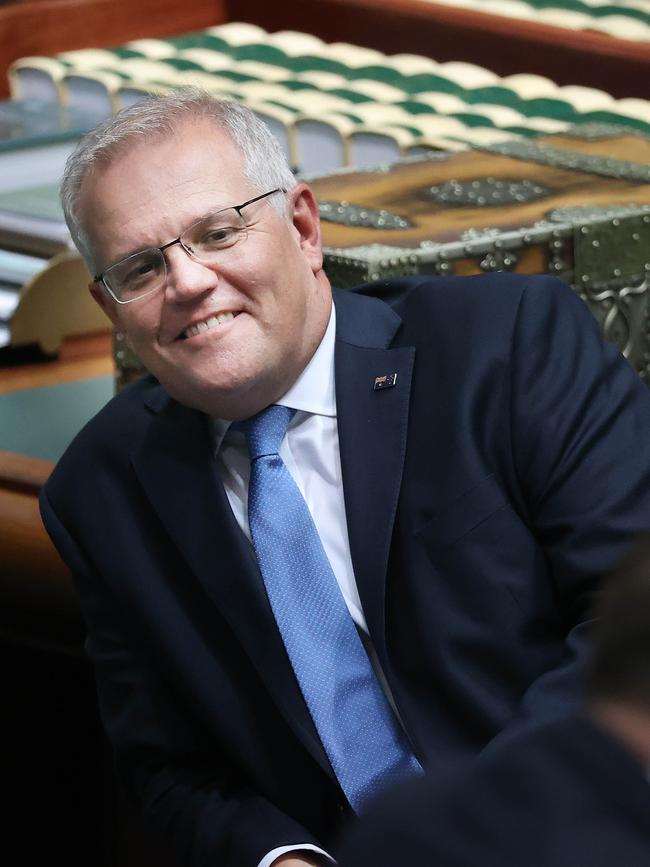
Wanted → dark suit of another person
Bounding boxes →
[40,274,650,866]
[336,713,650,867]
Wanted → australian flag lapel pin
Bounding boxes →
[373,372,398,391]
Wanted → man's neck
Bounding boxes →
[589,700,650,767]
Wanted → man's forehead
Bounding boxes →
[79,121,253,260]
[87,120,245,192]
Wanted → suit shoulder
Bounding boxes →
[374,274,573,356]
[391,272,573,320]
[46,373,162,487]
[81,371,160,436]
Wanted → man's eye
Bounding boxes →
[199,225,238,247]
[124,260,157,283]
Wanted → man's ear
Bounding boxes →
[289,183,323,274]
[89,281,121,329]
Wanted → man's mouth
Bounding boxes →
[181,311,240,340]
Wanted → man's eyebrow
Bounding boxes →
[101,201,240,270]
[106,242,163,269]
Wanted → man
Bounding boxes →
[337,535,650,867]
[40,90,650,867]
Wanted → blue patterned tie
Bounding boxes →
[238,403,422,812]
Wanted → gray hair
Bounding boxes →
[61,89,297,268]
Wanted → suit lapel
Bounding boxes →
[334,290,415,667]
[131,388,332,773]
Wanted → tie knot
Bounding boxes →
[236,404,295,460]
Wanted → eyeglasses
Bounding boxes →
[94,188,286,304]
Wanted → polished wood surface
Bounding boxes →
[0,458,72,577]
[232,0,650,99]
[0,457,81,650]
[0,448,52,492]
[312,133,650,251]
[0,0,225,98]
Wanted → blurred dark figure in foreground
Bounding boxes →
[337,535,650,867]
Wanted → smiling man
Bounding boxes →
[40,91,650,867]
[79,116,331,421]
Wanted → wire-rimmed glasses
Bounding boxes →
[94,188,286,304]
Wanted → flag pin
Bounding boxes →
[373,373,398,391]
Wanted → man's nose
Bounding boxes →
[163,243,217,301]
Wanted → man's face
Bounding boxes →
[80,119,331,419]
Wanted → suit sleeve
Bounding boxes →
[40,488,326,867]
[495,275,650,742]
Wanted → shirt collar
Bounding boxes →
[211,303,337,453]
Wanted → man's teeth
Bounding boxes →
[184,312,236,338]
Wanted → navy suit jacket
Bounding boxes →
[40,274,650,866]
[336,714,650,867]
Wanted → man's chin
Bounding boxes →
[160,374,257,419]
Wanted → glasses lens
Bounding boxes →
[106,249,166,302]
[182,208,247,262]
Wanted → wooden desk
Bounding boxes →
[0,331,113,651]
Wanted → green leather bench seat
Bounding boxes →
[9,21,650,174]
